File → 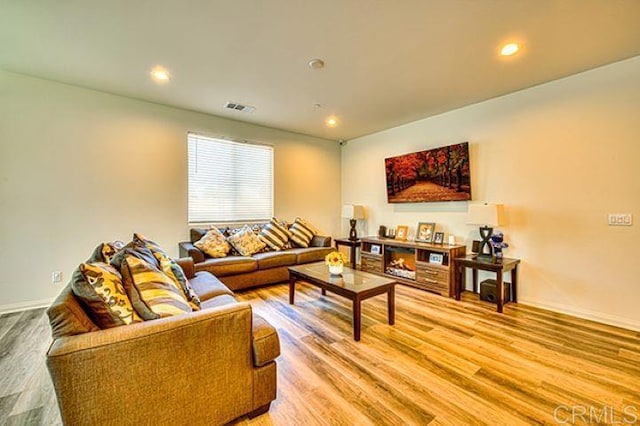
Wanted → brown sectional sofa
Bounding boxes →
[46,257,280,425]
[179,227,334,291]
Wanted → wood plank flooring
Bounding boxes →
[1,283,639,425]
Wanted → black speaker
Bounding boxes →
[479,279,511,303]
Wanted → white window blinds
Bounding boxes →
[188,133,273,223]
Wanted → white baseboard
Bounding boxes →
[518,298,640,332]
[0,298,54,315]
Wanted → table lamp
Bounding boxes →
[342,204,366,241]
[467,203,504,259]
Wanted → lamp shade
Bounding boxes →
[467,203,504,226]
[342,204,366,219]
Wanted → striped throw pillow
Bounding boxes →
[73,262,142,328]
[121,255,192,320]
[259,218,291,251]
[134,233,201,310]
[289,217,317,248]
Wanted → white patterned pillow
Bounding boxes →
[227,225,266,256]
[194,227,231,258]
[259,217,292,251]
[289,217,317,248]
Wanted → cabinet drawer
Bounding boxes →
[416,266,449,283]
[361,256,383,273]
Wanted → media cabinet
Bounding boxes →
[360,236,466,297]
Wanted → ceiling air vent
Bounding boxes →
[224,102,256,113]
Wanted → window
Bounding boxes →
[188,133,273,223]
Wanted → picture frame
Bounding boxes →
[395,225,408,241]
[415,222,435,243]
[433,232,445,245]
[429,253,444,265]
[370,245,381,255]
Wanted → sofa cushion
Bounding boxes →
[252,314,281,367]
[190,272,234,301]
[288,247,335,264]
[201,294,238,310]
[227,225,266,256]
[72,263,142,329]
[120,255,192,320]
[289,218,316,248]
[253,251,297,270]
[258,218,291,251]
[193,227,231,258]
[195,256,258,277]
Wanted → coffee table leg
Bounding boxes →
[353,297,361,341]
[289,276,296,304]
[388,286,395,325]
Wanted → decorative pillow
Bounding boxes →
[71,262,141,329]
[227,224,266,256]
[134,233,201,310]
[289,217,317,248]
[110,240,158,271]
[88,241,125,263]
[259,218,291,251]
[194,227,231,258]
[120,255,192,320]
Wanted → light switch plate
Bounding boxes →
[608,213,632,226]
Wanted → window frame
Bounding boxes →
[187,132,274,225]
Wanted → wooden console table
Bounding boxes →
[360,236,466,297]
[454,255,520,313]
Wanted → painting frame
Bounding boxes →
[433,232,445,245]
[395,225,409,241]
[415,222,436,243]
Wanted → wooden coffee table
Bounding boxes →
[288,262,396,341]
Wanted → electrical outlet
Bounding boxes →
[608,213,632,226]
[52,271,63,283]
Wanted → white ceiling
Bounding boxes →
[2,1,639,141]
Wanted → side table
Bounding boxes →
[334,237,361,269]
[454,255,521,313]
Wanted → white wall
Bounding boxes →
[342,56,640,331]
[0,71,341,311]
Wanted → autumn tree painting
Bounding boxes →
[385,142,471,203]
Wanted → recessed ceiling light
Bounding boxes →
[308,59,325,70]
[150,66,171,83]
[325,116,338,128]
[500,43,519,56]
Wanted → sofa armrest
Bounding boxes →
[252,314,280,367]
[175,257,196,279]
[47,304,254,425]
[179,241,205,263]
[310,235,332,247]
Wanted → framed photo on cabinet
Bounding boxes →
[415,222,435,243]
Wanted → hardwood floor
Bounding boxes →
[2,283,639,425]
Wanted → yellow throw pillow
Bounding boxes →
[73,262,142,328]
[134,233,201,310]
[194,227,231,258]
[227,224,267,256]
[121,255,192,319]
